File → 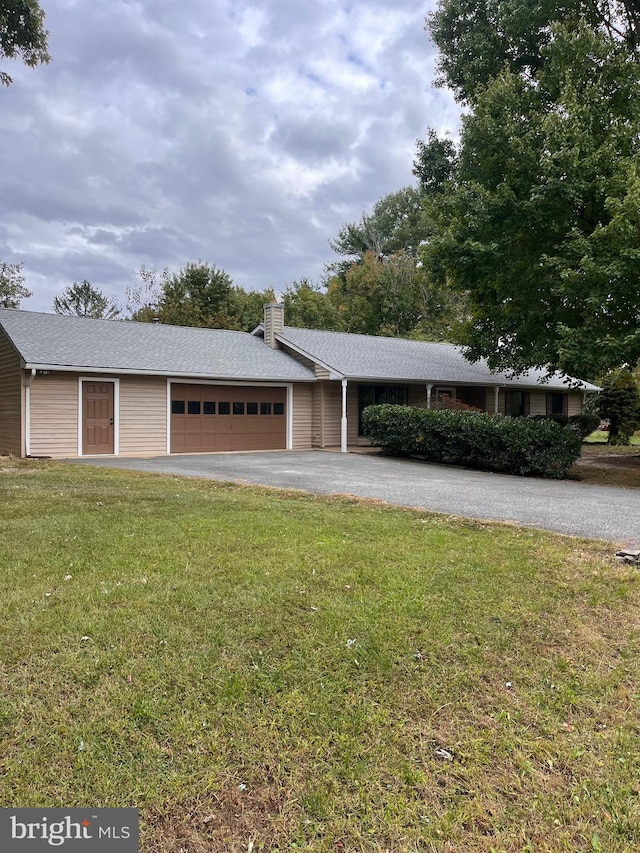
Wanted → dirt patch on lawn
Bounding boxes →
[576,452,640,469]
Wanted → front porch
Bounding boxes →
[311,380,583,453]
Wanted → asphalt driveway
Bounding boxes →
[70,449,640,545]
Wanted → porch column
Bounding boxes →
[494,386,500,414]
[426,383,433,410]
[341,378,348,453]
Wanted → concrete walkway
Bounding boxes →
[71,450,639,545]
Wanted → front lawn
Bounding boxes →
[1,462,639,852]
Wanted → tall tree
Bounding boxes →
[596,368,640,444]
[327,250,466,339]
[128,262,273,331]
[330,187,427,266]
[421,1,640,380]
[1,0,51,87]
[429,0,640,106]
[282,278,343,331]
[53,280,120,318]
[0,260,31,308]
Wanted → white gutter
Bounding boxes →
[22,364,315,382]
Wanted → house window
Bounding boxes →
[505,390,530,417]
[203,401,216,415]
[218,402,231,415]
[456,387,486,410]
[546,392,567,416]
[273,402,285,415]
[358,384,409,434]
[188,401,201,415]
[171,400,185,415]
[247,402,258,415]
[233,402,245,415]
[260,402,271,415]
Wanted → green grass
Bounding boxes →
[584,431,640,445]
[1,461,639,852]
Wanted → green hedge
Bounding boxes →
[361,405,582,478]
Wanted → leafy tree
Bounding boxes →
[428,0,640,106]
[1,0,51,87]
[53,280,120,319]
[282,278,343,331]
[413,129,458,195]
[157,263,237,328]
[125,265,166,323]
[230,285,275,331]
[0,260,31,308]
[596,368,640,444]
[327,250,466,339]
[329,187,427,266]
[421,3,640,380]
[127,262,273,331]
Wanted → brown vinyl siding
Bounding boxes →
[0,329,23,455]
[119,376,167,455]
[292,384,313,449]
[30,373,78,457]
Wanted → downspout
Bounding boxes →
[341,378,348,453]
[25,368,36,457]
[426,383,433,410]
[494,386,500,414]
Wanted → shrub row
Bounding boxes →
[530,412,600,439]
[361,405,582,478]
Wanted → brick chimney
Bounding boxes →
[263,301,284,348]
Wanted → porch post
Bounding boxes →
[426,383,433,410]
[494,386,500,414]
[341,379,348,453]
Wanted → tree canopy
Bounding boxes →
[329,187,427,266]
[281,278,343,331]
[420,0,640,380]
[0,0,50,87]
[127,263,273,331]
[0,260,31,308]
[325,251,466,340]
[53,280,121,319]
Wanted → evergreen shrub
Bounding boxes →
[362,405,582,478]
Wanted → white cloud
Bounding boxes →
[0,0,459,311]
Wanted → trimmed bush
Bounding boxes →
[568,412,601,440]
[362,405,582,478]
[530,412,600,440]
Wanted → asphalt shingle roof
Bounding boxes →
[0,309,599,391]
[277,326,599,390]
[0,309,315,381]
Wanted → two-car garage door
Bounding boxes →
[170,384,287,452]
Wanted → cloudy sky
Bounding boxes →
[1,0,460,314]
